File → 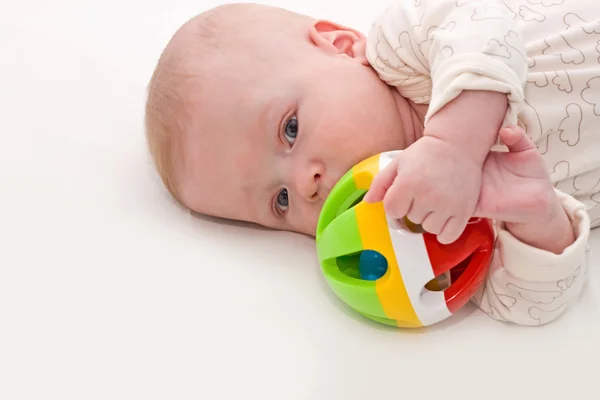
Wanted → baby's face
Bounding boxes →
[177,20,408,236]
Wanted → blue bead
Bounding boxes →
[359,250,388,281]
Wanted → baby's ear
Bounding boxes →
[309,21,368,65]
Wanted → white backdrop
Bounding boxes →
[1,1,599,399]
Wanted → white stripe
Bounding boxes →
[378,152,452,326]
[378,150,401,170]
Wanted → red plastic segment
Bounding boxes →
[423,218,495,314]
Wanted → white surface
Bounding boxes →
[1,1,599,399]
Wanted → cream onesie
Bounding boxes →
[365,0,598,325]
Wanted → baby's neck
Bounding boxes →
[391,90,426,147]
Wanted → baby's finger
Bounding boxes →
[437,215,468,245]
[407,205,432,225]
[421,212,448,236]
[363,159,399,203]
[382,185,413,220]
[499,125,536,153]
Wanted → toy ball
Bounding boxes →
[315,151,495,328]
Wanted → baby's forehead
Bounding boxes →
[170,4,314,200]
[177,100,270,219]
[173,5,310,62]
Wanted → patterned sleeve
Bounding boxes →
[471,189,591,325]
[365,0,528,126]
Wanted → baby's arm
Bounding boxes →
[366,0,528,161]
[470,127,591,325]
[472,191,590,325]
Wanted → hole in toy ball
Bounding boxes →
[394,217,425,234]
[349,192,365,208]
[334,250,389,281]
[336,190,367,217]
[424,273,450,292]
[359,250,388,281]
[424,254,472,292]
[400,217,425,233]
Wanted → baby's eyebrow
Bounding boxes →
[260,95,290,147]
[245,96,292,224]
[256,98,274,139]
[238,148,276,223]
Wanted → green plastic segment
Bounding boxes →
[315,169,386,320]
[316,170,355,240]
[315,207,363,261]
[321,260,387,319]
[357,311,399,327]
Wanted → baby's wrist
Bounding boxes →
[424,125,489,167]
[425,90,508,164]
[504,194,575,255]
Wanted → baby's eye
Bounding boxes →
[276,188,289,212]
[284,116,298,145]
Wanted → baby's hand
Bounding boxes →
[474,126,556,225]
[363,136,483,244]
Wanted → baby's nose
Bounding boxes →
[295,162,324,202]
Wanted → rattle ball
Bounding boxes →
[315,151,494,328]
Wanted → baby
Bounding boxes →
[145,0,600,326]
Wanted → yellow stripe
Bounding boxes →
[352,195,422,328]
[352,154,380,190]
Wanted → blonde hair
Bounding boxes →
[144,8,220,202]
[145,59,185,201]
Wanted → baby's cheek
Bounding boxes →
[297,206,320,236]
